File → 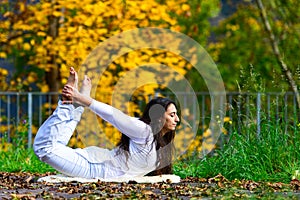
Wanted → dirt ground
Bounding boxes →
[0,172,300,199]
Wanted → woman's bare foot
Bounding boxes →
[80,75,92,97]
[62,75,92,107]
[62,67,78,101]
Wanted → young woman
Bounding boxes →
[33,67,180,179]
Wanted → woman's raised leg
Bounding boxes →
[33,69,102,178]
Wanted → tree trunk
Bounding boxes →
[255,0,300,112]
[46,13,60,103]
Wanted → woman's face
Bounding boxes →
[162,103,180,133]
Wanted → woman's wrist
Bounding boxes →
[80,94,93,107]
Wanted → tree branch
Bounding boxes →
[255,0,300,111]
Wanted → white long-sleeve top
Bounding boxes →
[77,100,157,178]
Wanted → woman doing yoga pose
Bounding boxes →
[33,67,180,179]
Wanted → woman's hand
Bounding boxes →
[62,75,93,107]
[62,85,81,105]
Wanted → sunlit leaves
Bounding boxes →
[0,0,195,92]
[0,0,219,96]
[0,0,223,153]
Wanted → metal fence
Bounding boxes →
[0,91,298,148]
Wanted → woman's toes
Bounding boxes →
[80,75,92,96]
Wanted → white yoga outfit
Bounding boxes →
[33,100,157,179]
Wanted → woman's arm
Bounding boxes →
[62,83,151,142]
[89,99,151,141]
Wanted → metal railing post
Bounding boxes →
[7,95,11,142]
[0,91,299,150]
[28,93,32,148]
[237,94,242,134]
[17,93,20,126]
[256,92,261,138]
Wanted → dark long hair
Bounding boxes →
[117,97,178,175]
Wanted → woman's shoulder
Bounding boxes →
[129,119,154,144]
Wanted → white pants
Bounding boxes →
[33,101,105,178]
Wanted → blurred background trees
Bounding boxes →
[0,0,219,96]
[1,0,299,94]
[0,0,299,153]
[209,0,300,93]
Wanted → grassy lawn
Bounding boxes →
[173,122,300,184]
[0,118,300,198]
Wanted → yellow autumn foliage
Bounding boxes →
[0,0,222,155]
[0,0,192,93]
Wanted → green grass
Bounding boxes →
[173,121,300,183]
[0,148,56,173]
[0,119,57,173]
[1,118,299,184]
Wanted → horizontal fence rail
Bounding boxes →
[0,91,299,148]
